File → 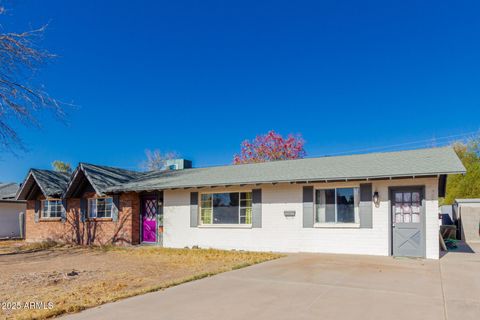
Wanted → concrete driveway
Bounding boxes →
[65,244,480,320]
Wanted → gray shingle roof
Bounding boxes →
[108,147,466,192]
[31,169,71,196]
[63,163,144,197]
[0,183,19,199]
[80,163,143,194]
[31,169,70,197]
[16,169,70,200]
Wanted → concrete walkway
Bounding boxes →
[64,244,480,320]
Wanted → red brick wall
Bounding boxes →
[25,192,140,245]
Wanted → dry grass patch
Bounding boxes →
[0,240,58,255]
[0,244,281,319]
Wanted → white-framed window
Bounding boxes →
[315,187,360,224]
[41,199,63,218]
[88,197,113,219]
[200,192,252,225]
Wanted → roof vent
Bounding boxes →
[164,159,192,170]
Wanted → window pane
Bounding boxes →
[95,198,113,218]
[395,192,403,203]
[97,199,106,218]
[412,192,420,202]
[245,207,252,224]
[105,198,112,217]
[315,189,335,223]
[240,199,252,207]
[212,193,240,224]
[42,201,49,217]
[337,188,355,223]
[52,200,62,218]
[201,194,212,201]
[88,199,97,218]
[240,192,252,200]
[316,189,335,223]
[201,208,212,224]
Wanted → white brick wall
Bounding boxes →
[163,177,439,259]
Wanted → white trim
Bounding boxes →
[197,224,252,229]
[314,223,360,229]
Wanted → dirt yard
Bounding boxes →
[0,241,281,320]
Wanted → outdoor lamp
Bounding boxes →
[373,191,380,207]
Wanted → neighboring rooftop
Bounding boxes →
[0,183,20,200]
[108,146,466,192]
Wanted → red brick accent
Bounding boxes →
[25,192,141,245]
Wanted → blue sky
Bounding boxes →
[1,0,479,182]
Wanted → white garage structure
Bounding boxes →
[0,183,26,239]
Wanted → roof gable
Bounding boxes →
[63,163,142,197]
[16,170,70,200]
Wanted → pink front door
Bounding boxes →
[142,196,157,243]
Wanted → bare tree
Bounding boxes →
[141,149,179,171]
[0,4,65,151]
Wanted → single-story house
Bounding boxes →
[0,182,26,239]
[16,147,466,259]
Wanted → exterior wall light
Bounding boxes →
[373,191,380,207]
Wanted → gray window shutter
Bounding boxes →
[61,199,67,223]
[190,192,198,227]
[157,191,164,227]
[80,198,87,222]
[112,195,120,222]
[303,186,314,228]
[252,189,262,228]
[34,200,40,223]
[359,183,373,228]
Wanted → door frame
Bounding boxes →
[140,193,160,244]
[388,185,426,258]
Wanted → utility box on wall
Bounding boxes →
[284,210,296,217]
